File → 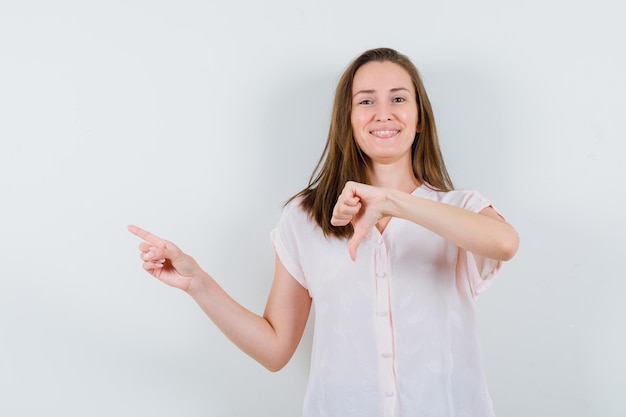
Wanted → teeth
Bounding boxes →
[371,130,398,135]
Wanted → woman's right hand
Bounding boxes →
[128,224,201,292]
[127,224,312,372]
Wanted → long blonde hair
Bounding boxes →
[289,47,453,239]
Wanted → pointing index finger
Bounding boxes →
[127,224,166,247]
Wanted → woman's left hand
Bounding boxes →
[331,181,387,261]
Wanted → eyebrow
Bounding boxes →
[352,87,411,98]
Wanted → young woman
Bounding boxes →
[129,47,519,417]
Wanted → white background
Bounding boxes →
[1,0,625,416]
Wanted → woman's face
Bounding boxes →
[351,61,419,166]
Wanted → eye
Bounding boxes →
[393,97,406,103]
[359,99,373,105]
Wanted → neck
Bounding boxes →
[367,161,420,193]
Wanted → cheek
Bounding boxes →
[350,123,366,148]
[352,114,372,141]
[350,111,360,129]
[401,111,419,132]
[412,107,420,130]
[350,113,364,137]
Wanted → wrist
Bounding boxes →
[382,188,402,218]
[185,269,212,297]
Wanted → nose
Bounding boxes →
[375,103,392,121]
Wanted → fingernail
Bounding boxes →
[144,251,155,259]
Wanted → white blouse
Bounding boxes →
[271,184,502,417]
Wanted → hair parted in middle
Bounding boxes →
[289,47,454,239]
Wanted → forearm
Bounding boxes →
[186,272,288,371]
[384,189,519,261]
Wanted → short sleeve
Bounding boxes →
[270,201,309,289]
[452,190,503,297]
[458,247,502,297]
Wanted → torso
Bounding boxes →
[272,185,502,417]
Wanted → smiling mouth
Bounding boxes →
[370,130,400,138]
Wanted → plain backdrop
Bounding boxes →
[1,0,625,416]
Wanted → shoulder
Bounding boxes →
[282,196,307,218]
[279,196,316,229]
[416,185,493,213]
